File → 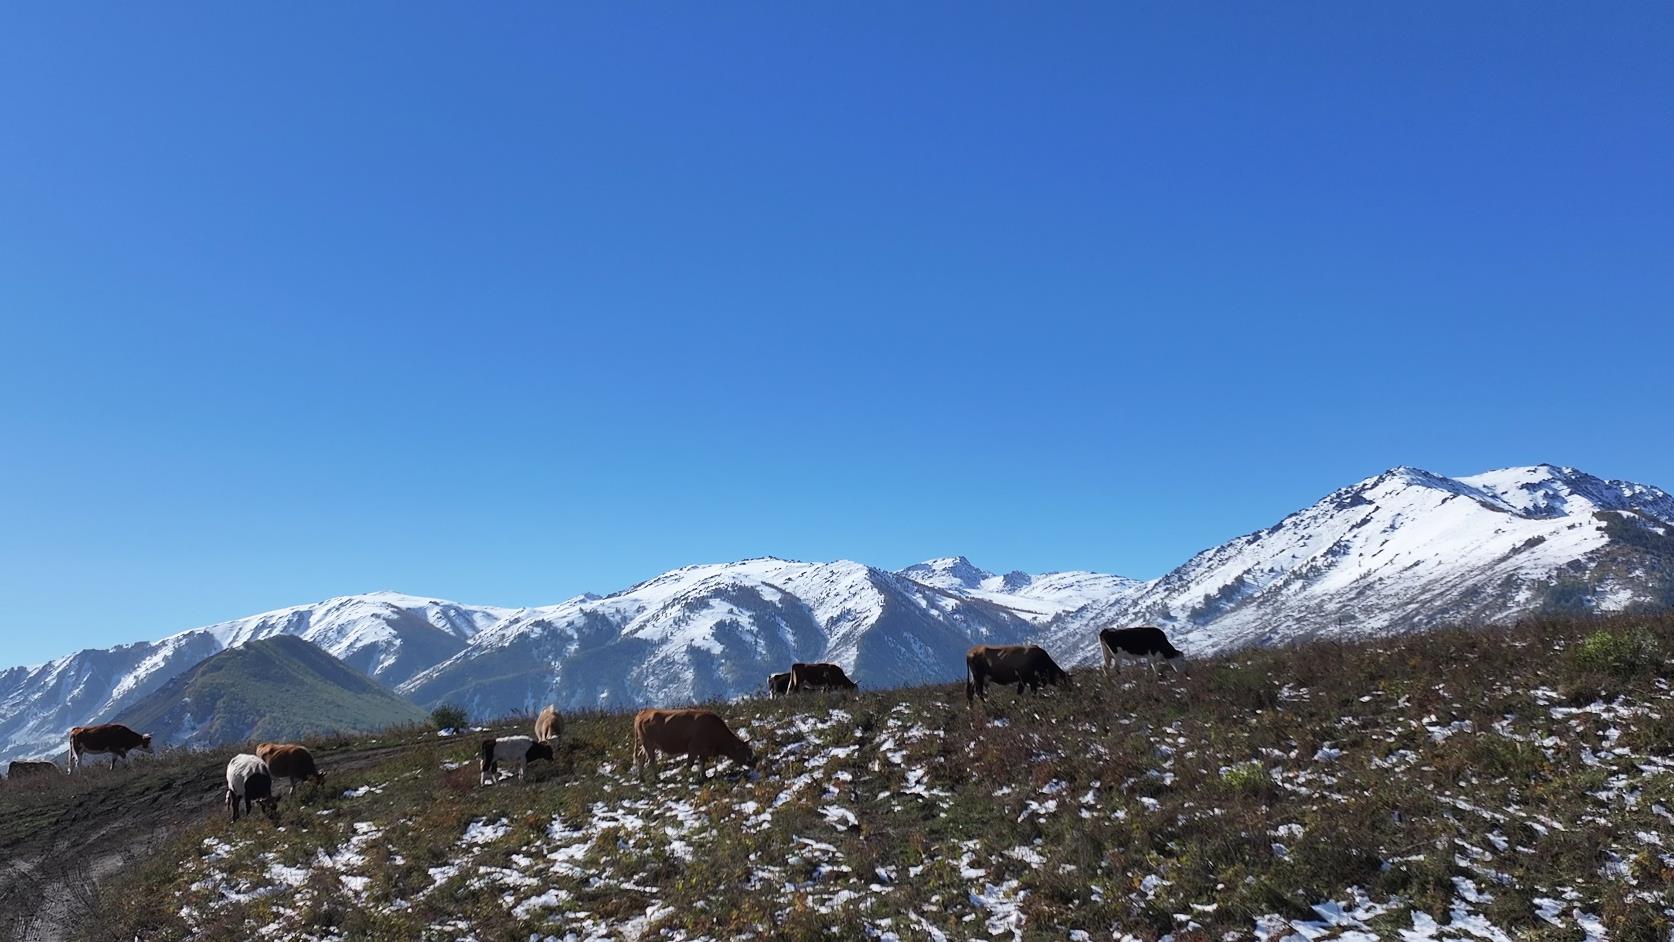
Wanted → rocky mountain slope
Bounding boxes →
[1044,463,1674,661]
[113,636,427,751]
[398,557,1040,716]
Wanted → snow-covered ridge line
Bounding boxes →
[3,463,1671,763]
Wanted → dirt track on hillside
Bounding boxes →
[0,739,432,941]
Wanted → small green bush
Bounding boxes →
[1571,628,1662,679]
[429,704,469,731]
[1220,762,1273,796]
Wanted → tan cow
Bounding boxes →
[787,662,858,693]
[631,708,755,777]
[534,705,563,743]
[965,644,1071,704]
[254,743,325,791]
[68,724,152,772]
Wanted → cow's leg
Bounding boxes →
[1147,653,1162,676]
[1171,654,1186,675]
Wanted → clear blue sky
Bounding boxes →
[2,3,1670,665]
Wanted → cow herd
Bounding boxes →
[6,625,1189,825]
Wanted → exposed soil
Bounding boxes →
[0,737,432,941]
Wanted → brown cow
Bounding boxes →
[254,743,325,791]
[787,662,858,693]
[68,724,152,772]
[631,709,755,778]
[965,644,1071,704]
[7,760,60,780]
[534,705,563,743]
[767,671,792,697]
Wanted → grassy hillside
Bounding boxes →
[80,614,1674,941]
[114,635,426,748]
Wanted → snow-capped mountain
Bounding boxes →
[0,592,507,761]
[897,556,1145,623]
[1044,464,1674,662]
[398,558,1041,716]
[4,463,1670,763]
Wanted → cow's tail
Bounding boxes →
[66,730,76,773]
[965,656,978,705]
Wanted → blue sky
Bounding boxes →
[2,4,1670,664]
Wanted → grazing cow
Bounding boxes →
[254,743,326,791]
[787,662,858,693]
[67,724,152,772]
[1099,626,1186,675]
[479,735,555,786]
[225,754,279,822]
[966,644,1071,704]
[767,671,792,697]
[631,708,755,777]
[7,760,60,780]
[534,705,563,743]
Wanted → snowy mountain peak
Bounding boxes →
[899,556,994,590]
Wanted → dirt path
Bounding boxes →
[0,738,435,941]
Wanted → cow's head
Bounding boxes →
[140,733,154,751]
[527,741,556,764]
[728,736,756,769]
[260,795,281,821]
[1046,660,1071,687]
[313,771,328,786]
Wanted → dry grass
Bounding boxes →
[42,613,1674,941]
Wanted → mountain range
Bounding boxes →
[3,463,1670,762]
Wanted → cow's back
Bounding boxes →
[535,706,562,742]
[259,744,316,781]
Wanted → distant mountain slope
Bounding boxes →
[1045,464,1674,661]
[898,556,1145,623]
[398,558,1041,716]
[114,636,426,750]
[0,592,504,761]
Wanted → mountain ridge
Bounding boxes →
[3,463,1671,761]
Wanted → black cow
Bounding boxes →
[1099,626,1186,675]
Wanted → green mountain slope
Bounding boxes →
[114,635,426,748]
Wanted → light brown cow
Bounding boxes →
[68,724,153,772]
[254,743,325,791]
[631,708,755,777]
[787,662,858,693]
[965,644,1071,704]
[534,705,563,743]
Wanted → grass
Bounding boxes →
[43,612,1674,941]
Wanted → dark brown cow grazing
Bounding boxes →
[632,708,755,777]
[1099,626,1186,676]
[787,662,858,693]
[966,644,1071,704]
[68,724,152,772]
[534,705,563,743]
[255,743,326,790]
[767,671,792,697]
[7,760,60,779]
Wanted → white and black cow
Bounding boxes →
[479,735,555,786]
[1099,626,1186,676]
[225,753,279,822]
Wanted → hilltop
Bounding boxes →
[12,612,1666,942]
[114,636,427,750]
